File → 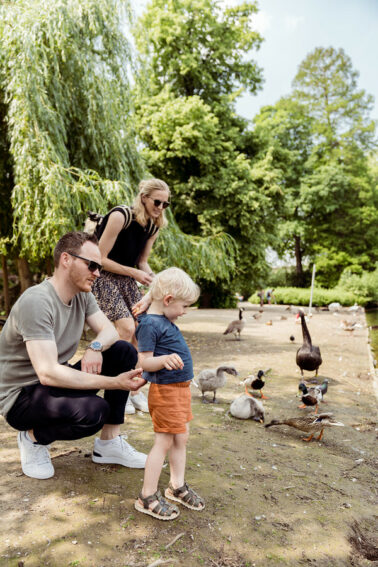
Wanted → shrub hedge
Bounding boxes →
[249,286,370,307]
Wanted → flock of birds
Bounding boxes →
[194,307,345,443]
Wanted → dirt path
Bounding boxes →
[1,304,377,567]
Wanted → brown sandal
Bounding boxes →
[134,490,180,520]
[165,482,205,511]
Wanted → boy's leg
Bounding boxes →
[141,432,173,498]
[168,425,189,489]
[135,432,180,519]
[165,424,205,511]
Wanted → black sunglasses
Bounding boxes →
[147,196,170,209]
[68,253,102,273]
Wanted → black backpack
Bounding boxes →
[84,205,158,239]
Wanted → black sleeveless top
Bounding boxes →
[100,207,159,268]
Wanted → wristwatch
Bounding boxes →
[86,340,103,352]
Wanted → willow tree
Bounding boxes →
[0,0,236,297]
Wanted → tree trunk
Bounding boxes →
[16,257,33,293]
[1,255,10,315]
[294,235,304,287]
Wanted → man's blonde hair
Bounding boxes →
[149,267,200,304]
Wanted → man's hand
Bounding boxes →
[117,368,147,391]
[163,353,184,371]
[81,349,103,375]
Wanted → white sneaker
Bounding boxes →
[130,391,149,413]
[125,395,136,415]
[92,435,147,468]
[17,431,54,479]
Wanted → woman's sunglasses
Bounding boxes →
[68,253,102,273]
[147,196,170,209]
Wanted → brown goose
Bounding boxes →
[296,310,322,377]
[223,308,245,340]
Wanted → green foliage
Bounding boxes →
[149,210,237,285]
[0,0,144,260]
[0,0,236,287]
[293,47,376,157]
[134,0,263,104]
[133,0,280,294]
[338,266,378,304]
[252,47,377,285]
[266,266,312,288]
[249,286,369,307]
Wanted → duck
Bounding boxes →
[193,365,238,403]
[265,413,344,442]
[340,320,357,332]
[298,380,328,413]
[296,310,322,377]
[229,394,265,422]
[244,370,269,399]
[223,308,245,340]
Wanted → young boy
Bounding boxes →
[134,267,204,520]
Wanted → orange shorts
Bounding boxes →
[148,381,193,434]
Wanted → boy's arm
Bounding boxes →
[138,351,184,372]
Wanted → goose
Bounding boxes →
[265,413,344,442]
[194,365,238,403]
[296,310,322,377]
[223,308,245,340]
[229,394,265,422]
[252,312,262,320]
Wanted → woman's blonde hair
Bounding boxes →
[133,178,170,229]
[149,267,200,304]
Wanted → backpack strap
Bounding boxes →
[145,219,159,239]
[107,205,133,231]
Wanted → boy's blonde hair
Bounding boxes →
[149,267,200,304]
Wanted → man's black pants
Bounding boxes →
[6,340,137,445]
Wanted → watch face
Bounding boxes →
[90,341,102,351]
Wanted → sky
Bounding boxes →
[236,0,378,122]
[132,0,378,124]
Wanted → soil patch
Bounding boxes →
[1,304,377,567]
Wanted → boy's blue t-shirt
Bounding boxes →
[136,313,193,384]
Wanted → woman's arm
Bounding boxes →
[137,232,159,275]
[98,212,153,285]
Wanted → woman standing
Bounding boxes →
[92,178,170,412]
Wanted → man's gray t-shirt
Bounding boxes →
[0,279,99,417]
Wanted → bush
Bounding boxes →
[338,266,378,304]
[248,286,370,307]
